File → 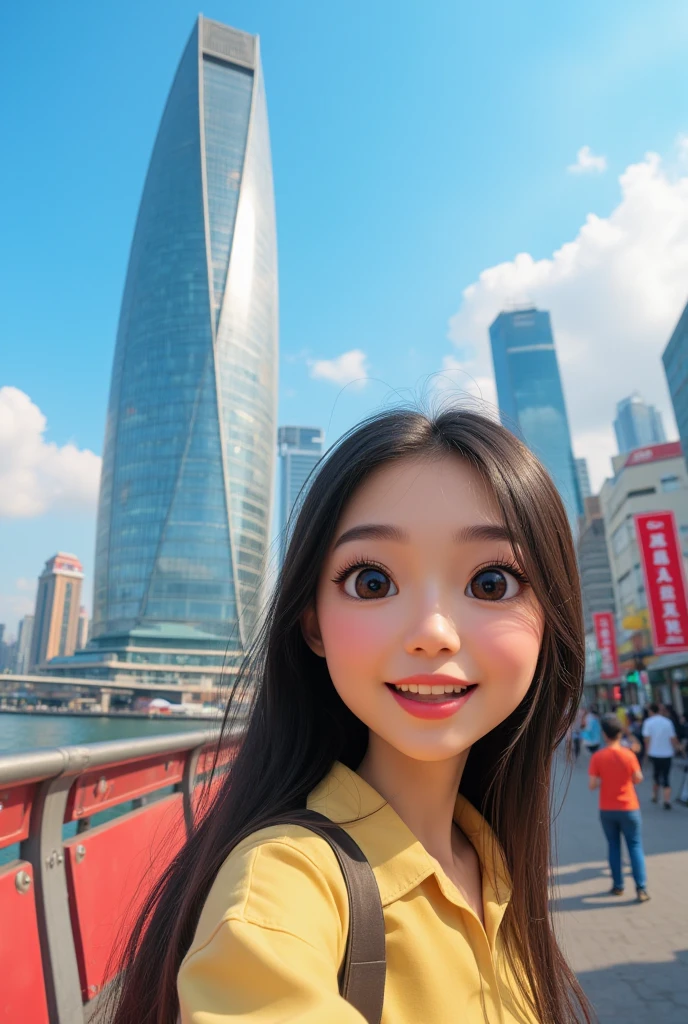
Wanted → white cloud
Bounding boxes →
[0,387,101,518]
[568,145,608,174]
[447,151,688,492]
[308,349,369,389]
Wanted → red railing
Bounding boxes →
[0,728,234,1024]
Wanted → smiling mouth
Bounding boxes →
[385,681,477,704]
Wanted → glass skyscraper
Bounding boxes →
[489,307,582,528]
[613,392,665,454]
[663,302,688,473]
[85,18,278,678]
[277,427,324,561]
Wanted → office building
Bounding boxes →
[0,625,9,672]
[599,441,688,668]
[77,607,89,650]
[14,615,34,674]
[663,302,688,466]
[61,18,278,687]
[576,496,615,636]
[575,457,592,501]
[29,554,84,669]
[489,307,582,527]
[613,392,666,454]
[278,427,324,560]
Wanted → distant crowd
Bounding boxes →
[572,700,688,805]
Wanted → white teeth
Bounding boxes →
[392,682,471,694]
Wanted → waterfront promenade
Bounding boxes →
[553,751,688,1023]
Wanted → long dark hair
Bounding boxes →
[107,407,592,1024]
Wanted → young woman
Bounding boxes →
[108,408,592,1024]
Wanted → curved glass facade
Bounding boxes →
[93,18,278,653]
[489,308,582,529]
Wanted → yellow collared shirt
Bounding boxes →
[178,762,538,1023]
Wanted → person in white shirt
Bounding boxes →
[642,704,685,809]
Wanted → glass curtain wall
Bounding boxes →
[93,18,278,652]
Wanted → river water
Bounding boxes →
[0,712,213,755]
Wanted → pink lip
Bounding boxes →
[386,674,476,720]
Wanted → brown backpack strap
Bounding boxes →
[271,809,386,1024]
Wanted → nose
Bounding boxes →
[404,611,460,659]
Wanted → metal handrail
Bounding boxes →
[0,728,231,1024]
[0,728,217,786]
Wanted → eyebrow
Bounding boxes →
[332,522,512,550]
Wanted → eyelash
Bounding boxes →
[331,557,391,586]
[472,557,530,585]
[331,556,530,588]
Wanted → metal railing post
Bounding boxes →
[22,747,91,1024]
[180,743,205,835]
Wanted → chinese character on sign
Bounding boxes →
[649,531,667,548]
[652,549,670,566]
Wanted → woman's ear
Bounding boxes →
[301,603,326,658]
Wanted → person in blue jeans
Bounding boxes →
[589,714,649,902]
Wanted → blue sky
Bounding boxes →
[2,0,688,633]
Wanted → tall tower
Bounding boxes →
[93,18,278,663]
[613,392,666,454]
[29,555,84,670]
[489,307,582,528]
[15,615,34,674]
[278,427,324,561]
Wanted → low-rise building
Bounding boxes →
[599,441,688,710]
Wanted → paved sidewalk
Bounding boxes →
[552,751,688,1023]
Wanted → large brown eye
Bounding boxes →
[344,567,397,600]
[468,569,511,601]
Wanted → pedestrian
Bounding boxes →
[613,703,629,730]
[582,703,602,754]
[642,703,685,809]
[627,711,645,765]
[674,714,688,806]
[105,407,594,1024]
[589,714,650,903]
[569,712,582,761]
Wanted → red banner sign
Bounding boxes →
[593,611,620,679]
[635,510,688,655]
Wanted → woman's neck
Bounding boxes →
[357,735,469,869]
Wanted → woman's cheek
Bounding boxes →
[320,601,388,675]
[473,614,541,680]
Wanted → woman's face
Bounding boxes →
[303,455,544,763]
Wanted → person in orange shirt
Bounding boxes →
[589,714,649,902]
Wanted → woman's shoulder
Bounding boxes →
[188,823,350,961]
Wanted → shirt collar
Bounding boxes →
[308,761,512,940]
